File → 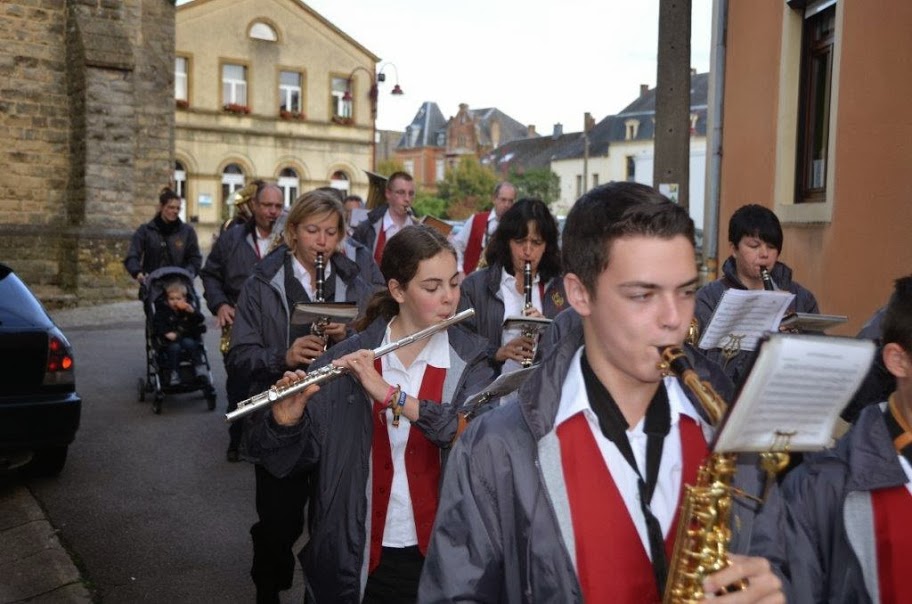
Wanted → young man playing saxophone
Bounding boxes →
[417,182,786,602]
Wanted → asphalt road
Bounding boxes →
[26,316,305,602]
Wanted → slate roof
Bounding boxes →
[482,131,582,174]
[397,102,448,149]
[467,107,532,148]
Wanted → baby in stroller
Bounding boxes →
[152,279,208,386]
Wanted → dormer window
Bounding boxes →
[625,119,640,140]
[249,22,277,42]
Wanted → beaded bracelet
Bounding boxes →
[387,385,403,428]
[391,390,408,427]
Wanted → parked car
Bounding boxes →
[0,263,81,477]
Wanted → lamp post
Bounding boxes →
[342,63,404,171]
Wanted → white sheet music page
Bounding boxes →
[697,289,795,351]
[714,334,876,453]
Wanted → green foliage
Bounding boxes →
[413,192,447,219]
[375,158,405,177]
[436,156,498,214]
[509,167,561,204]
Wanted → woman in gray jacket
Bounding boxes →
[247,226,496,603]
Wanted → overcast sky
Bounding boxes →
[179,0,714,133]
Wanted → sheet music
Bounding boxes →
[502,316,553,331]
[698,289,795,351]
[463,365,538,408]
[291,302,358,325]
[714,334,875,453]
[779,312,848,332]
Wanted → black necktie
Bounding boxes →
[580,350,672,595]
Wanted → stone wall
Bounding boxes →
[0,0,175,307]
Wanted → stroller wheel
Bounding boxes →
[152,394,163,415]
[138,378,146,402]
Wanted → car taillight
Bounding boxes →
[44,335,75,385]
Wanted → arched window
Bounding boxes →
[174,161,187,201]
[330,170,350,194]
[278,167,299,208]
[249,22,277,42]
[222,163,245,220]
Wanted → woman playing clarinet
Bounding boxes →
[246,225,496,604]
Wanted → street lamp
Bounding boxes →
[342,63,404,170]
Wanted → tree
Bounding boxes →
[509,167,560,204]
[375,158,405,177]
[436,156,498,217]
[413,192,447,219]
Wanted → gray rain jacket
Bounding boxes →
[246,318,496,603]
[418,319,787,603]
[769,402,907,603]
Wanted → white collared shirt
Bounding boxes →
[900,455,912,497]
[377,209,414,252]
[554,347,709,559]
[378,319,451,547]
[499,267,542,375]
[453,211,499,273]
[250,230,273,259]
[290,254,333,301]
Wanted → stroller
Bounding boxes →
[137,267,217,414]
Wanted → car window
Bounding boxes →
[0,270,52,327]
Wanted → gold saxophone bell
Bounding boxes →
[220,324,232,355]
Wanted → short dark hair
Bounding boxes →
[159,187,180,205]
[484,198,561,281]
[355,226,455,330]
[882,275,912,351]
[343,194,364,206]
[561,181,694,294]
[386,171,414,190]
[728,204,783,251]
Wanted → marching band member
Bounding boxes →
[695,204,819,386]
[246,226,496,603]
[228,189,374,603]
[457,198,567,375]
[418,183,784,603]
[351,171,418,263]
[767,274,912,603]
[451,181,516,277]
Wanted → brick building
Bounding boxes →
[0,0,175,305]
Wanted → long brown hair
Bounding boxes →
[353,225,455,331]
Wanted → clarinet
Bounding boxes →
[310,252,329,349]
[760,265,776,291]
[226,309,476,422]
[521,260,534,368]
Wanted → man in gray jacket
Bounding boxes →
[418,182,786,603]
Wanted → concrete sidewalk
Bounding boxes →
[0,301,146,604]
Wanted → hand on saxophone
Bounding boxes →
[702,554,784,603]
[272,370,320,426]
[215,304,235,328]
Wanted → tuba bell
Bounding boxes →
[364,170,388,210]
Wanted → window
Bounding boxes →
[221,164,245,220]
[403,160,415,177]
[331,77,351,119]
[795,1,835,203]
[435,159,445,182]
[278,167,299,208]
[175,56,189,102]
[575,174,583,198]
[626,156,636,181]
[249,22,277,42]
[592,173,599,188]
[330,170,350,194]
[279,70,302,113]
[625,119,640,140]
[222,63,248,107]
[174,161,187,201]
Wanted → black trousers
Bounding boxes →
[362,545,424,604]
[250,463,308,602]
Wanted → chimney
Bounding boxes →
[527,124,537,137]
[640,84,649,97]
[584,112,595,133]
[552,123,563,139]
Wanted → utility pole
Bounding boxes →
[654,0,692,211]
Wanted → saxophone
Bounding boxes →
[520,260,534,368]
[658,346,789,602]
[658,346,738,604]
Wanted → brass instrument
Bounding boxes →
[364,170,388,210]
[521,260,535,368]
[658,346,788,603]
[220,324,232,355]
[220,182,257,234]
[226,309,475,423]
[310,252,330,349]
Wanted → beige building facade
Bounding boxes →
[176,0,379,243]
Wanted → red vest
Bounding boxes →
[368,359,446,573]
[463,211,490,275]
[872,485,912,603]
[373,224,387,264]
[557,412,708,603]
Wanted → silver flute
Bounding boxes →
[225,308,475,423]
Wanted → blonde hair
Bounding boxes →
[284,189,346,253]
